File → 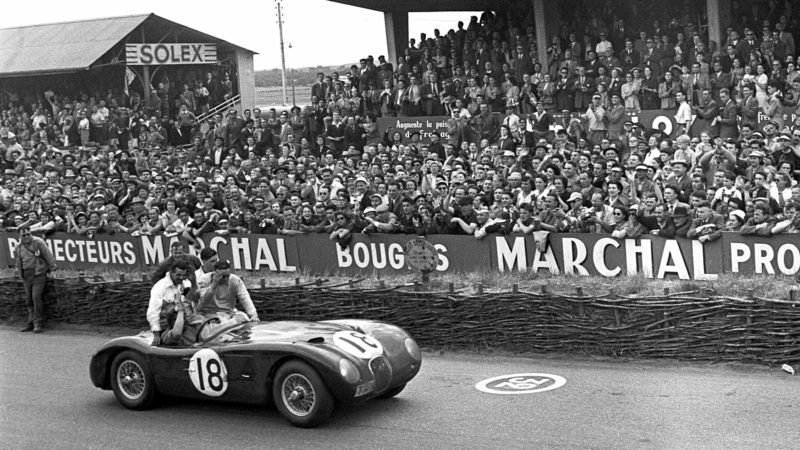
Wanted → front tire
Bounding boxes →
[273,360,334,428]
[110,350,156,410]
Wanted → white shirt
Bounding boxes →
[675,101,692,126]
[146,273,191,331]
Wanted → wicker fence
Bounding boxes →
[2,277,799,364]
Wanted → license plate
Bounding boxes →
[355,381,375,397]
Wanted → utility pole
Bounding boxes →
[276,0,288,106]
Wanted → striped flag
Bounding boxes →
[124,67,136,96]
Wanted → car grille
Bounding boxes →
[369,356,392,394]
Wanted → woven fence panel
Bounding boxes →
[2,278,799,364]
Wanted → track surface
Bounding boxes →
[1,327,798,449]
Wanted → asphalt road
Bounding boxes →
[1,326,798,449]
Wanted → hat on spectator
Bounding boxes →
[370,193,382,200]
[355,176,368,185]
[673,205,689,216]
[64,168,76,178]
[765,120,780,129]
[776,134,791,142]
[363,207,377,215]
[728,209,746,222]
[92,193,105,201]
[635,164,649,171]
[623,120,633,126]
[670,158,689,167]
[567,192,583,203]
[4,169,15,176]
[502,150,516,158]
[458,195,474,206]
[751,132,764,139]
[375,204,389,213]
[592,94,601,99]
[475,207,489,215]
[749,150,765,158]
[272,166,288,174]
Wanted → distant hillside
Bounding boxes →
[255,65,352,87]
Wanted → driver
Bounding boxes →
[195,260,260,323]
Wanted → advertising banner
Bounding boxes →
[2,231,798,280]
[377,116,450,144]
[125,43,218,65]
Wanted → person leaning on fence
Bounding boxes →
[17,227,56,333]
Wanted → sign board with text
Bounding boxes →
[125,43,217,65]
[3,232,798,280]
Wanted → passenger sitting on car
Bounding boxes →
[147,259,194,346]
[162,308,249,346]
[195,260,260,323]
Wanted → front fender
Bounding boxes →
[89,332,156,390]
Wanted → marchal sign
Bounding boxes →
[125,43,218,65]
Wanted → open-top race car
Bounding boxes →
[89,319,422,427]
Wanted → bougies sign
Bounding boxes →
[125,43,218,65]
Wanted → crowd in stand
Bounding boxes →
[1,2,800,247]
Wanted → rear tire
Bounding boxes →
[110,350,156,410]
[379,383,406,399]
[273,360,334,428]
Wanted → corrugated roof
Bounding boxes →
[0,14,151,76]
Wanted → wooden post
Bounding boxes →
[119,274,125,282]
[448,282,454,293]
[476,283,484,295]
[610,288,621,327]
[789,289,799,302]
[576,287,585,317]
[295,277,300,285]
[260,279,266,289]
[512,283,518,293]
[141,274,148,282]
[540,284,548,294]
[379,280,386,289]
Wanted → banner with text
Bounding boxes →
[3,232,797,279]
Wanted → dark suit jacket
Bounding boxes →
[718,99,739,139]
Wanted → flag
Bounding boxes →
[124,67,136,96]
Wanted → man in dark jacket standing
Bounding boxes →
[16,227,57,333]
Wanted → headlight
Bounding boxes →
[404,338,421,360]
[339,358,360,384]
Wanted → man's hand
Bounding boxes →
[151,333,161,346]
[211,270,224,285]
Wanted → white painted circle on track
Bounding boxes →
[189,349,228,397]
[475,373,566,395]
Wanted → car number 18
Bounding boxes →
[333,331,384,359]
[189,349,229,397]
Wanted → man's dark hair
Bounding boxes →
[199,247,217,262]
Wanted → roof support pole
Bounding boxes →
[706,0,730,51]
[384,10,409,69]
[533,0,548,67]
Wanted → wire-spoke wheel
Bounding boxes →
[273,360,333,427]
[110,351,156,410]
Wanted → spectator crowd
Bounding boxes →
[1,1,800,249]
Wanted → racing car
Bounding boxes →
[89,319,422,427]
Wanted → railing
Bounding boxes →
[196,94,241,123]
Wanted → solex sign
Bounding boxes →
[125,43,218,65]
[475,373,567,395]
